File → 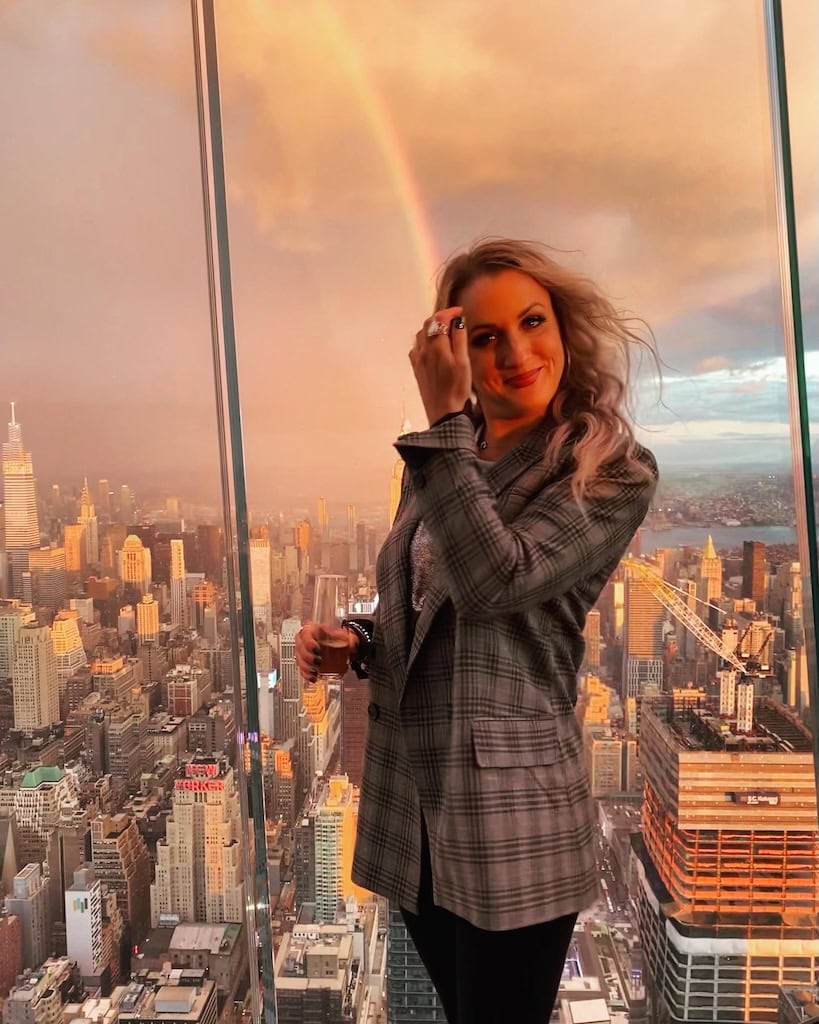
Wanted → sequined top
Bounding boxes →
[410,459,494,612]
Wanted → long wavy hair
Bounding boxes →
[434,238,658,499]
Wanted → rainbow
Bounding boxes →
[314,1,439,303]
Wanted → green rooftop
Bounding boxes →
[20,766,65,789]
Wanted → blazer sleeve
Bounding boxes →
[396,415,657,618]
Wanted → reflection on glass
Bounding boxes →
[0,4,262,1023]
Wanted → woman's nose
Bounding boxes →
[497,330,530,368]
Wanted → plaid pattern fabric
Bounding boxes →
[352,414,657,930]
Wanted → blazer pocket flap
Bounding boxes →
[471,716,559,768]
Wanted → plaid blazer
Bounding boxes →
[351,413,657,930]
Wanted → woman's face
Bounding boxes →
[459,269,566,425]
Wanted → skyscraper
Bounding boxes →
[622,570,665,698]
[698,534,723,616]
[170,538,187,628]
[313,774,368,924]
[635,696,819,1024]
[26,546,67,613]
[2,405,40,599]
[249,537,272,634]
[51,611,88,712]
[96,479,111,519]
[583,608,601,671]
[742,540,767,608]
[90,813,151,945]
[0,599,35,679]
[64,864,103,980]
[119,535,152,595]
[13,623,60,731]
[278,617,302,741]
[136,593,160,644]
[4,863,51,969]
[317,496,329,540]
[389,414,412,528]
[387,905,445,1022]
[63,522,86,574]
[150,756,244,927]
[79,478,100,566]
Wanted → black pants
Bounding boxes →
[401,819,578,1024]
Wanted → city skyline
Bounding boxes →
[1,2,818,505]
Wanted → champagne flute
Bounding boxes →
[312,574,350,679]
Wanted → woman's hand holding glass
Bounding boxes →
[295,622,359,683]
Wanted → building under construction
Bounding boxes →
[633,694,819,1024]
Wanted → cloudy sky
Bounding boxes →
[1,0,818,507]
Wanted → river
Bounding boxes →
[639,525,797,554]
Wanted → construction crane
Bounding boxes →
[622,558,749,676]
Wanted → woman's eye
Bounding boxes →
[471,333,494,347]
[523,315,545,329]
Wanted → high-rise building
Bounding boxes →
[2,405,40,600]
[13,623,60,732]
[346,504,356,542]
[698,534,723,606]
[0,911,23,998]
[13,768,79,900]
[164,664,211,717]
[119,484,134,521]
[150,756,244,927]
[387,904,445,1023]
[583,608,601,671]
[136,593,160,644]
[64,864,103,979]
[51,611,88,709]
[169,539,187,628]
[278,617,302,742]
[197,525,224,581]
[622,571,665,698]
[91,813,152,945]
[313,774,369,924]
[316,497,329,540]
[117,974,218,1024]
[119,535,152,595]
[4,863,51,969]
[634,696,819,1024]
[249,537,272,634]
[63,522,86,574]
[78,478,99,566]
[584,727,623,797]
[340,669,369,787]
[97,478,111,518]
[0,599,35,679]
[26,546,66,613]
[742,540,767,608]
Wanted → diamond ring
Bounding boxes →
[426,320,449,338]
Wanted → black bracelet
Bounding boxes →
[342,619,372,654]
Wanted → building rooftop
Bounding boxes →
[170,922,241,955]
[660,696,812,754]
[19,765,64,788]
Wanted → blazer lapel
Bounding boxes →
[401,416,567,692]
[376,491,420,696]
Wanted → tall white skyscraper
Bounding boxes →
[64,864,103,979]
[4,863,51,969]
[78,478,99,566]
[119,535,152,595]
[0,598,36,679]
[13,623,60,731]
[170,539,187,628]
[249,537,272,633]
[150,756,244,927]
[2,404,40,599]
[278,617,302,741]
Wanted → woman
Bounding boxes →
[296,238,657,1023]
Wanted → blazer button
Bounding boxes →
[415,472,426,489]
[367,702,380,722]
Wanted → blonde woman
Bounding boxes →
[297,239,657,1023]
